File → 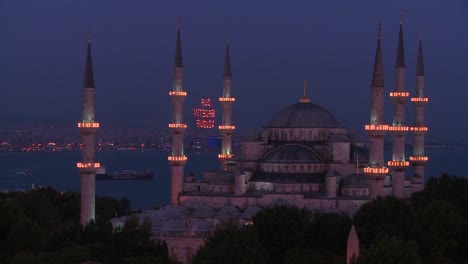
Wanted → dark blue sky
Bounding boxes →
[2,0,467,142]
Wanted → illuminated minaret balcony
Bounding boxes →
[387,160,410,171]
[168,123,188,129]
[168,156,188,166]
[388,125,409,136]
[411,97,428,106]
[364,167,389,175]
[219,125,236,130]
[410,126,428,135]
[169,91,187,97]
[77,122,100,128]
[219,97,235,102]
[77,162,101,169]
[409,156,428,165]
[389,92,409,104]
[365,124,388,137]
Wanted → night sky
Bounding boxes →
[2,0,467,142]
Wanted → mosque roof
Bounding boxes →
[251,171,326,183]
[264,145,323,163]
[265,102,342,128]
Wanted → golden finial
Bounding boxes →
[87,32,91,43]
[177,16,181,29]
[400,11,403,25]
[303,80,307,97]
[299,80,310,103]
[226,33,230,45]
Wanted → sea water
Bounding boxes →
[0,146,466,208]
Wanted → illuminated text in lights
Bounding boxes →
[409,156,428,161]
[77,122,100,128]
[219,97,236,102]
[410,127,428,132]
[169,91,187,96]
[364,167,389,174]
[219,125,236,130]
[411,98,429,102]
[168,156,188,161]
[218,154,234,159]
[387,161,410,167]
[76,162,100,168]
[389,92,410,97]
[388,126,409,131]
[168,123,188,129]
[365,124,389,131]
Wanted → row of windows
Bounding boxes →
[261,163,326,173]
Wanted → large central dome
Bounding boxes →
[265,102,342,128]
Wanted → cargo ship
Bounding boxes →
[95,167,154,181]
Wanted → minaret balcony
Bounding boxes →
[388,126,409,136]
[219,97,235,102]
[219,125,236,130]
[409,156,428,165]
[77,162,100,169]
[364,167,388,179]
[78,122,100,128]
[411,126,428,135]
[169,123,188,129]
[390,92,409,104]
[411,97,429,106]
[365,124,388,137]
[387,161,410,171]
[168,156,188,166]
[169,91,187,97]
[218,154,234,159]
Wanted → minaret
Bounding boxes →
[409,33,429,192]
[77,33,100,225]
[388,15,410,198]
[218,36,236,170]
[168,18,188,206]
[346,225,360,264]
[364,24,389,200]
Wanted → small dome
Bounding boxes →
[342,173,368,188]
[192,205,216,218]
[189,219,213,232]
[265,145,322,163]
[218,205,240,220]
[265,102,342,128]
[160,205,189,218]
[241,206,262,219]
[161,219,187,231]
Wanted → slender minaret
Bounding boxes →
[218,37,236,170]
[364,24,389,200]
[346,225,360,264]
[168,18,188,206]
[388,15,410,198]
[77,33,100,225]
[410,33,429,192]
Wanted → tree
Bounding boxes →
[193,221,266,264]
[310,212,351,256]
[353,196,417,248]
[252,206,313,264]
[356,236,421,264]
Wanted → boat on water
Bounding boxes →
[95,167,153,181]
[11,169,32,175]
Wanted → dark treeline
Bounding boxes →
[0,187,174,264]
[194,174,468,264]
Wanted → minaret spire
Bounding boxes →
[78,32,100,225]
[395,13,405,68]
[168,18,188,206]
[83,32,95,89]
[174,17,183,68]
[219,36,236,170]
[416,33,424,77]
[365,24,389,200]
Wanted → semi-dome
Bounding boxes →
[265,102,342,128]
[265,145,322,163]
[342,173,368,188]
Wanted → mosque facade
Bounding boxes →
[107,16,428,264]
